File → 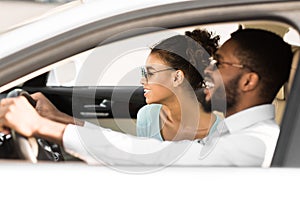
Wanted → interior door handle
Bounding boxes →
[83,99,111,111]
[81,99,111,117]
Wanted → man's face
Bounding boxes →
[199,39,245,114]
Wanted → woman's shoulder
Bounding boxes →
[207,112,224,134]
[213,111,224,123]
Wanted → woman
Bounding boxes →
[136,29,221,141]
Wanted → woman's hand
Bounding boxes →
[31,92,61,121]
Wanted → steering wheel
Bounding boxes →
[6,89,63,163]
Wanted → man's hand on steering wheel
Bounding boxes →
[0,89,65,162]
[0,95,41,137]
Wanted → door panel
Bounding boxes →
[22,85,146,134]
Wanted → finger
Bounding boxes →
[0,98,15,112]
[31,92,44,100]
[0,117,10,134]
[0,98,9,107]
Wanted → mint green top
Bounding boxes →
[136,104,221,141]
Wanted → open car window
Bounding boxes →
[46,21,299,87]
[42,20,300,126]
[46,23,240,87]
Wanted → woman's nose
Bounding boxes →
[140,77,147,85]
[204,66,212,75]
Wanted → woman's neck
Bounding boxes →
[160,97,216,141]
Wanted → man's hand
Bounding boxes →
[0,96,41,137]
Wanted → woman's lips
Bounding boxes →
[203,79,214,89]
[203,78,214,101]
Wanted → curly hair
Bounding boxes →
[150,29,220,90]
[185,29,219,56]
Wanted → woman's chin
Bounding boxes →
[145,99,152,104]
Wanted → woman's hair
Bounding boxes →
[150,29,219,90]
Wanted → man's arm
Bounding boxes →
[0,96,265,167]
[63,124,194,166]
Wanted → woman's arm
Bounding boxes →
[31,92,84,126]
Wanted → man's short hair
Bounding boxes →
[230,28,293,102]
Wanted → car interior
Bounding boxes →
[0,18,299,164]
[23,20,298,129]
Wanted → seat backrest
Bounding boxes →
[273,47,300,124]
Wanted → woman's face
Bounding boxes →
[140,53,177,104]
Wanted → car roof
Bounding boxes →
[0,0,62,32]
[0,0,191,58]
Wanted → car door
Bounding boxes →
[1,0,300,163]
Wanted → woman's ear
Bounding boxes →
[241,72,260,92]
[173,70,184,87]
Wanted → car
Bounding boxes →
[1,0,300,198]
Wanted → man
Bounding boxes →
[0,28,293,167]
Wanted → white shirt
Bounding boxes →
[62,104,279,167]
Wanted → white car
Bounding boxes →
[1,0,300,199]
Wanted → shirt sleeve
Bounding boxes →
[62,120,264,167]
[62,124,202,166]
[83,121,99,129]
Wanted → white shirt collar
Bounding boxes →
[224,104,275,134]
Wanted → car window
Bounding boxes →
[48,22,299,87]
[46,23,240,87]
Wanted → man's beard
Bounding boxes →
[197,74,242,114]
